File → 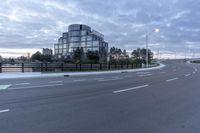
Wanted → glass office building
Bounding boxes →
[54,24,108,62]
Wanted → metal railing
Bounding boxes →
[0,63,148,73]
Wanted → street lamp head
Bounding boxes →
[154,28,160,33]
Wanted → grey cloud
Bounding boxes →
[0,0,200,57]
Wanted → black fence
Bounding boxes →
[0,63,158,73]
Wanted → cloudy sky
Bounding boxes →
[0,0,200,58]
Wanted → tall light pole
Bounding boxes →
[145,28,160,67]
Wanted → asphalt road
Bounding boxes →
[0,60,200,133]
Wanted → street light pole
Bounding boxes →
[146,34,149,67]
[145,28,160,67]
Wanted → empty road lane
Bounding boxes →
[0,60,200,133]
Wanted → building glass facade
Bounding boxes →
[54,24,108,62]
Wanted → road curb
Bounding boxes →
[0,63,165,79]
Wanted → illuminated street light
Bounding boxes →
[145,28,160,67]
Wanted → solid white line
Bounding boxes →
[98,78,124,82]
[48,81,63,84]
[16,83,30,86]
[185,74,191,77]
[166,77,179,82]
[9,84,63,90]
[113,85,149,93]
[0,109,10,113]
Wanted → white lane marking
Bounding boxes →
[136,72,150,74]
[111,77,123,79]
[9,84,63,90]
[16,83,30,86]
[94,78,105,80]
[185,74,191,77]
[195,68,198,72]
[48,81,63,84]
[166,77,179,82]
[138,74,152,77]
[112,77,124,79]
[0,109,10,113]
[98,78,124,82]
[193,72,196,74]
[0,85,11,90]
[113,85,149,93]
[73,79,86,82]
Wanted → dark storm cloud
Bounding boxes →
[0,0,200,57]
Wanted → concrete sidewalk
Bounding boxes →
[0,63,165,79]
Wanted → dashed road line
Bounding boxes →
[73,79,87,82]
[48,81,63,84]
[138,74,152,77]
[136,72,150,74]
[9,84,63,90]
[16,83,30,86]
[166,77,179,82]
[0,109,10,113]
[94,78,105,80]
[185,74,191,77]
[98,77,124,82]
[113,84,149,93]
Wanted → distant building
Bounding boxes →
[42,48,53,56]
[109,48,129,61]
[54,24,108,62]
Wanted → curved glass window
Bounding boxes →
[58,44,63,49]
[69,25,81,31]
[87,41,92,47]
[63,39,67,43]
[69,31,80,36]
[93,41,99,46]
[70,37,80,42]
[63,33,68,38]
[87,36,92,41]
[81,36,86,41]
[58,38,63,44]
[63,44,68,48]
[81,30,87,36]
[70,42,80,47]
[81,25,91,31]
[81,42,86,47]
